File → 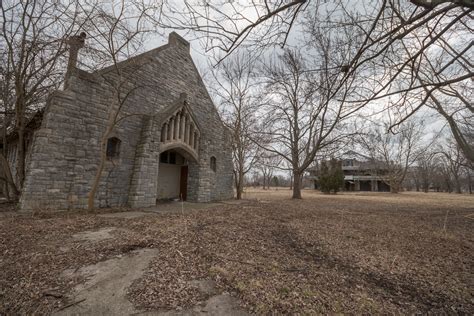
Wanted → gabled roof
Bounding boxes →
[95,32,190,76]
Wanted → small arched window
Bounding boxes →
[210,156,216,172]
[106,137,121,159]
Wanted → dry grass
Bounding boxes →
[1,189,473,314]
[245,187,474,205]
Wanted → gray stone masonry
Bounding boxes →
[20,32,234,210]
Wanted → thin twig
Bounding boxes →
[390,255,398,273]
[443,209,449,235]
[57,298,86,311]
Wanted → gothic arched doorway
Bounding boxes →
[156,148,194,201]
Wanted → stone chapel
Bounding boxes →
[19,32,234,210]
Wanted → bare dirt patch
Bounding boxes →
[56,248,159,315]
[1,190,473,314]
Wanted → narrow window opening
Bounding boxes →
[106,137,121,159]
[210,156,216,172]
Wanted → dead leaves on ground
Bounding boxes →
[1,194,473,314]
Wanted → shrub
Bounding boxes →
[319,158,344,194]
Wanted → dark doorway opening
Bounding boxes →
[345,181,355,191]
[359,181,372,191]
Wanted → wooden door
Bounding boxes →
[179,166,188,201]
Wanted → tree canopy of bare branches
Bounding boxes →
[169,0,473,163]
[1,0,89,191]
[258,47,355,198]
[210,53,263,199]
[1,0,163,205]
[357,119,427,193]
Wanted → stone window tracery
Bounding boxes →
[160,105,200,157]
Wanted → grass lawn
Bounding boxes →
[1,189,473,314]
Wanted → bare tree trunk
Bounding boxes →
[14,95,27,188]
[88,130,110,210]
[0,153,19,199]
[15,119,26,188]
[390,180,400,193]
[289,170,293,190]
[454,176,462,194]
[1,116,10,200]
[445,178,452,193]
[236,185,242,199]
[236,169,244,199]
[233,170,239,198]
[292,171,302,199]
[262,169,268,190]
[468,172,472,194]
[422,177,429,193]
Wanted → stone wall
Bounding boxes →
[20,32,233,210]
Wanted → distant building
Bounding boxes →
[308,151,391,192]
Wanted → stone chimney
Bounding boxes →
[64,32,86,88]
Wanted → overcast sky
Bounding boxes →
[131,1,449,159]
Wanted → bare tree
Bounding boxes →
[358,120,426,193]
[167,0,473,162]
[0,49,18,199]
[438,139,467,193]
[82,0,161,210]
[210,53,262,199]
[256,153,281,190]
[463,163,473,194]
[0,0,89,189]
[164,0,309,59]
[168,0,472,57]
[388,19,474,163]
[414,151,438,192]
[432,155,453,192]
[258,46,355,199]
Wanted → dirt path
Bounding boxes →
[57,225,248,315]
[56,248,159,315]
